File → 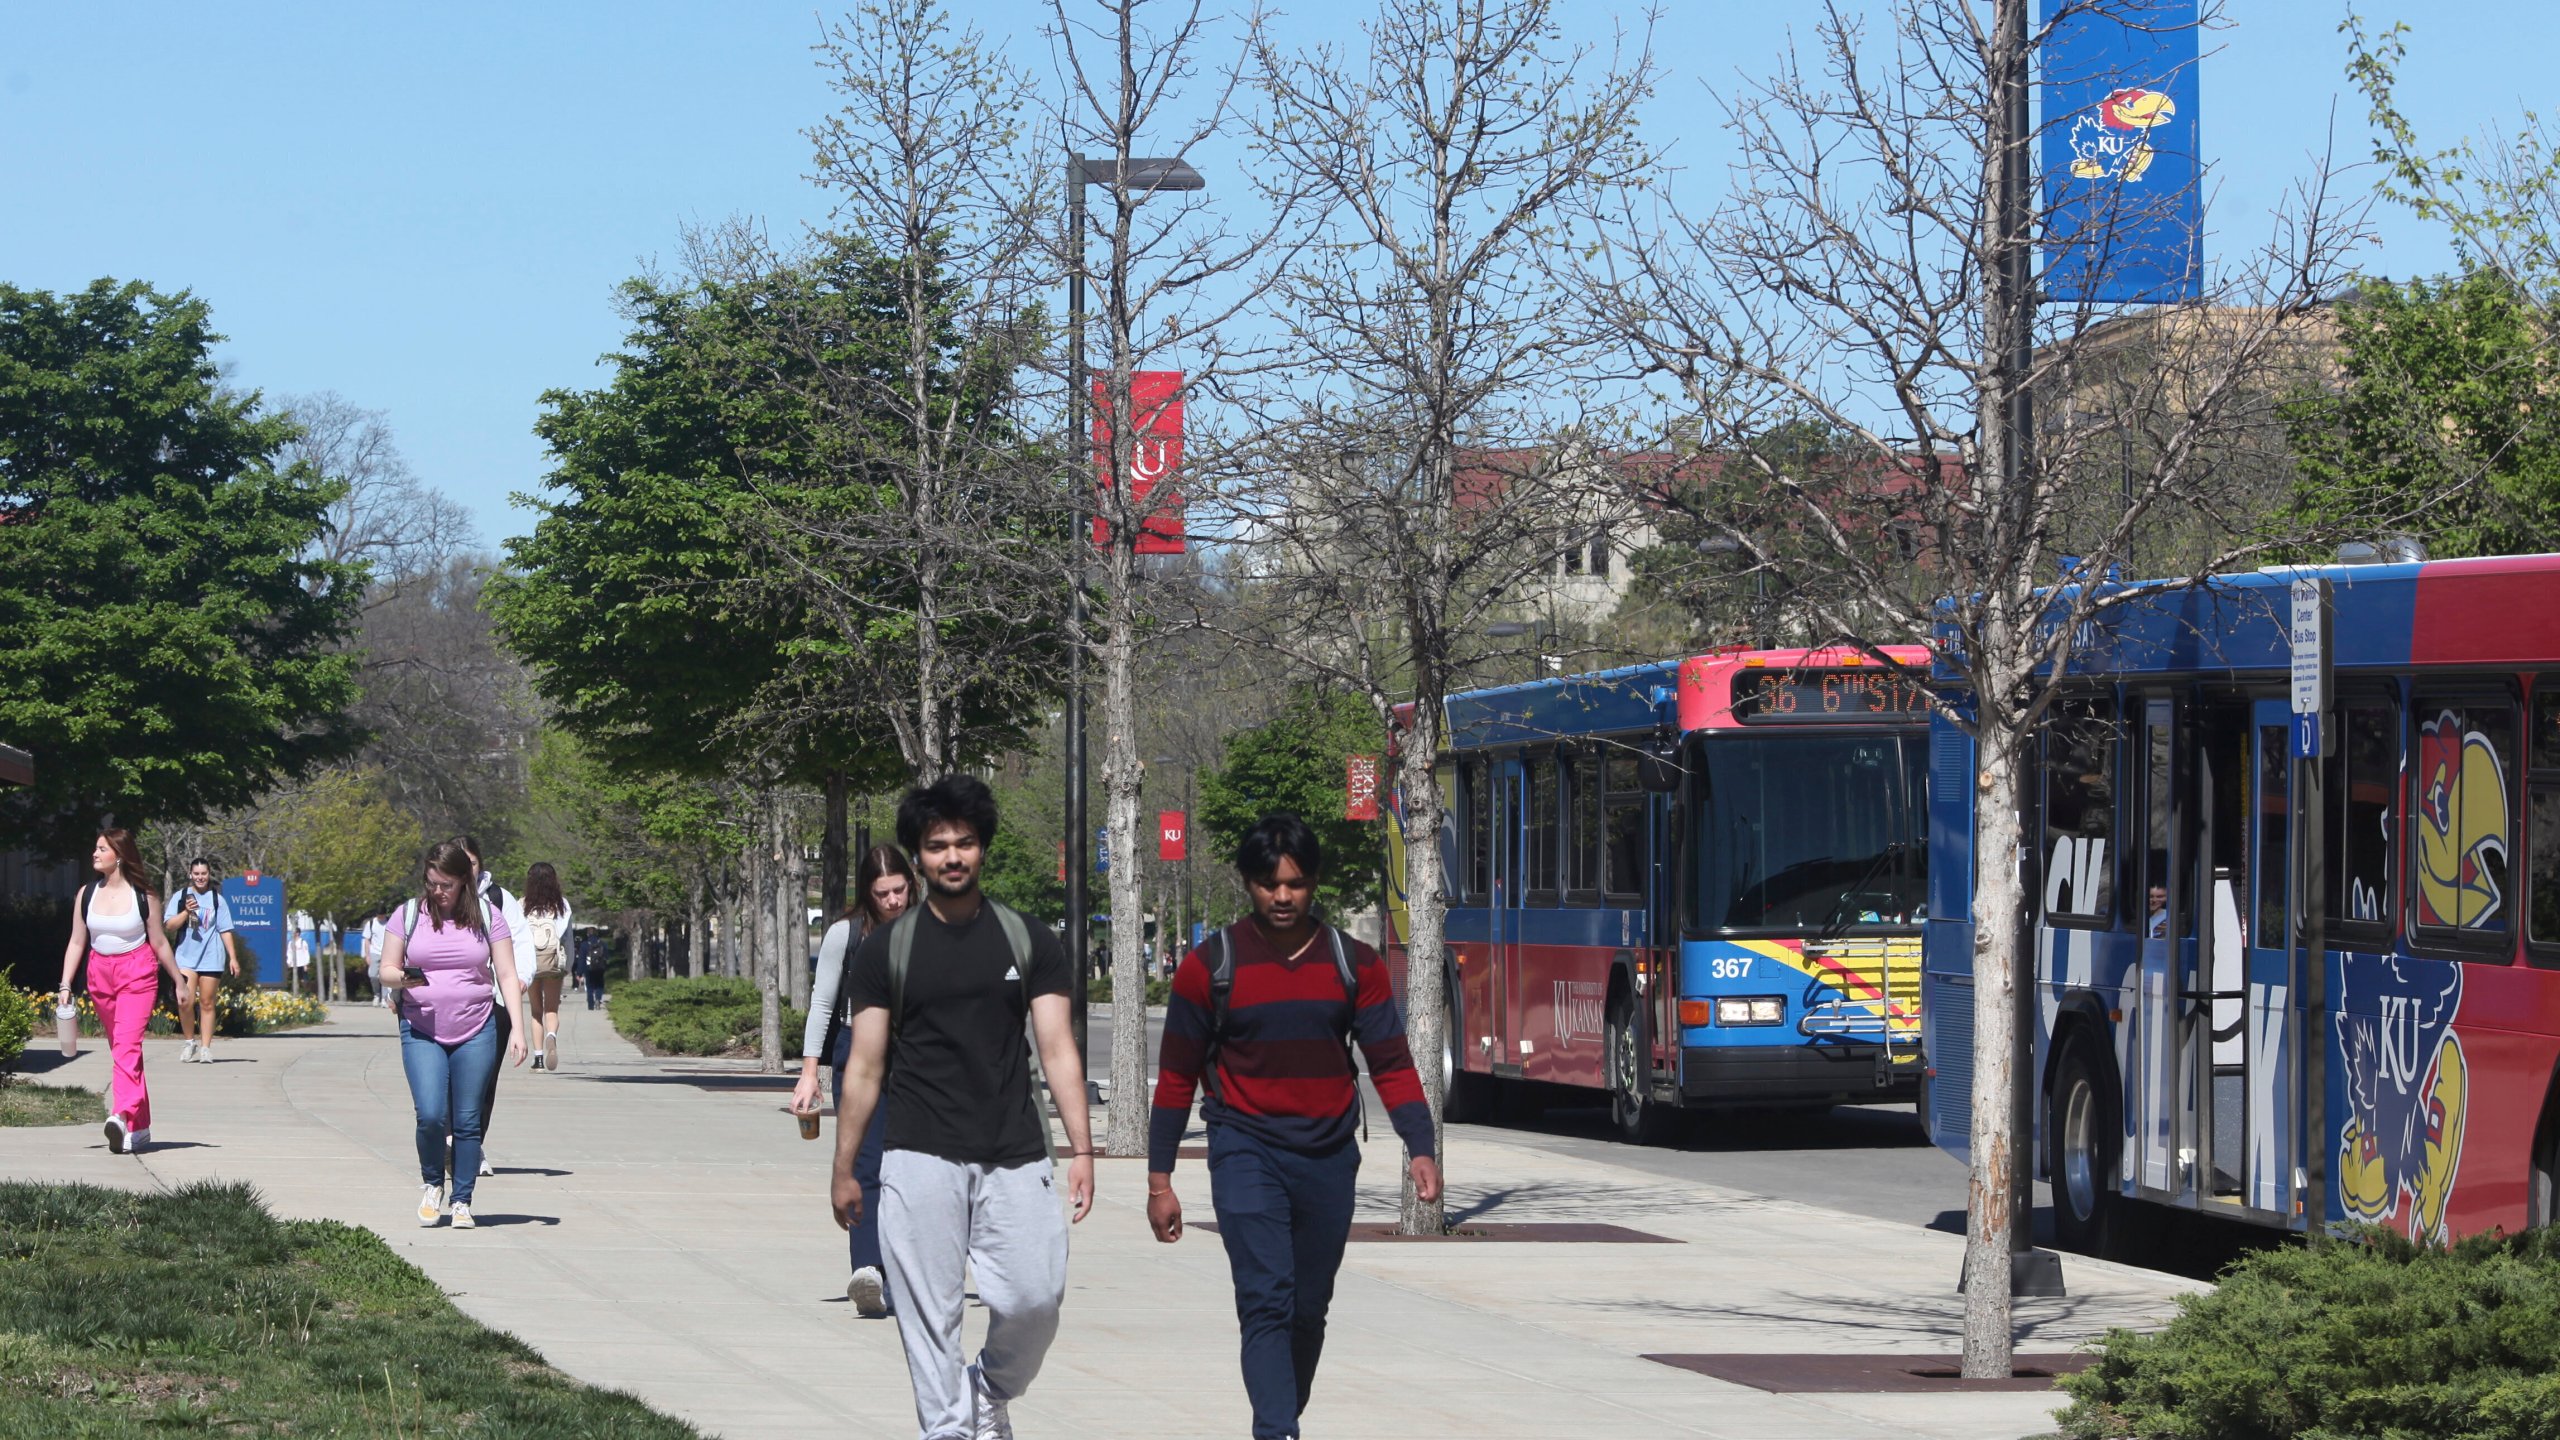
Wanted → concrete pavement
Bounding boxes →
[1,1003,2202,1438]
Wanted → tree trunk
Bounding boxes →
[1102,565,1151,1160]
[687,876,708,978]
[781,796,808,1023]
[1961,717,2027,1377]
[822,771,849,926]
[1396,695,1450,1236]
[757,794,785,1074]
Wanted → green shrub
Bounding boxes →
[605,977,805,1059]
[2055,1225,2560,1440]
[0,988,32,1074]
[1087,972,1172,1007]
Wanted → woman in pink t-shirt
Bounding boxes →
[379,840,528,1229]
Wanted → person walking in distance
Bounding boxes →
[452,835,526,1175]
[56,829,184,1155]
[793,844,917,1318]
[363,910,389,1006]
[1147,814,1442,1440]
[516,863,573,1072]
[580,935,607,1011]
[163,858,239,1063]
[832,775,1094,1439]
[379,841,528,1228]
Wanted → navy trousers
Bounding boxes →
[830,1029,889,1282]
[1208,1124,1359,1440]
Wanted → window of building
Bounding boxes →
[2411,692,2518,937]
[2322,697,2399,929]
[2041,699,2118,925]
[1588,529,1611,579]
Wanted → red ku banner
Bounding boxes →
[1158,811,1187,862]
[1092,370,1184,555]
[1346,755,1379,822]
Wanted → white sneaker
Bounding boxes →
[967,1363,1013,1440]
[103,1112,129,1155]
[180,1038,199,1063]
[544,1031,561,1070]
[478,1152,494,1177]
[417,1183,445,1226]
[847,1266,888,1318]
[450,1203,476,1230]
[125,1126,151,1152]
[195,1048,215,1063]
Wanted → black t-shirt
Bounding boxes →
[846,899,1072,1168]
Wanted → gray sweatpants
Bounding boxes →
[879,1148,1069,1439]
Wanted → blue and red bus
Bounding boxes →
[1923,553,2560,1253]
[1388,645,1932,1141]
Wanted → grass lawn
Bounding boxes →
[0,1180,702,1437]
[0,1082,99,1128]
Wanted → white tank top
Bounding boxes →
[86,883,150,955]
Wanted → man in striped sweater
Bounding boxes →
[1148,813,1442,1440]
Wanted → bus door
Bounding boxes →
[2237,699,2300,1216]
[2131,696,2193,1198]
[1489,754,1526,1075]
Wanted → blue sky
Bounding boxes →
[3,2,2548,548]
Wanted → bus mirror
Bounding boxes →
[1637,744,1683,795]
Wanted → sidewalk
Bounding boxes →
[1,1005,2202,1439]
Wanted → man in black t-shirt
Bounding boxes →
[833,774,1094,1440]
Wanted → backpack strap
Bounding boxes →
[887,909,918,1044]
[1200,925,1236,1104]
[987,901,1055,1135]
[1327,926,1370,1142]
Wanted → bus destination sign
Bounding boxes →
[1731,668,1930,723]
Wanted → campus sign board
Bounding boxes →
[2040,0,2203,305]
[221,872,286,985]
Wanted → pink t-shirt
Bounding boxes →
[389,902,513,1045]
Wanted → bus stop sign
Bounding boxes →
[2290,577,2331,758]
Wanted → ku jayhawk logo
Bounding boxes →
[2414,710,2512,929]
[2067,86,2177,183]
[2336,955,2468,1243]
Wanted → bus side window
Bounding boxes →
[2322,697,2400,932]
[1464,760,1490,901]
[2410,690,2518,939]
[2042,699,2119,926]
[1569,749,1602,898]
[1527,751,1562,900]
[2528,684,2560,961]
[1603,753,1645,900]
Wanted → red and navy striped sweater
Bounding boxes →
[1148,920,1436,1173]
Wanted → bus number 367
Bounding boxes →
[1710,957,1753,980]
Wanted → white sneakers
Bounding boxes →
[180,1039,198,1063]
[103,1112,130,1155]
[479,1152,494,1177]
[968,1363,1013,1440]
[450,1203,477,1230]
[418,1183,445,1226]
[847,1266,888,1318]
[544,1031,561,1072]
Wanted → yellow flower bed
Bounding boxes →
[14,986,327,1038]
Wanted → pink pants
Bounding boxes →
[87,947,158,1132]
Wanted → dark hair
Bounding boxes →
[418,841,486,935]
[187,856,218,874]
[850,844,920,927]
[451,833,485,866]
[895,774,1000,854]
[93,827,153,900]
[522,861,565,917]
[1235,813,1323,883]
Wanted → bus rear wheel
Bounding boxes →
[1609,996,1674,1146]
[2047,1031,2125,1259]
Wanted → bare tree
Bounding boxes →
[1049,0,1301,1160]
[1222,0,1656,1232]
[1577,0,2379,1375]
[277,391,477,595]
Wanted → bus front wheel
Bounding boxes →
[1609,995,1674,1146]
[2047,1031,2125,1258]
[1441,993,1490,1125]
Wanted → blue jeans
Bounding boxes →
[831,1029,889,1284]
[400,1017,499,1205]
[1208,1125,1359,1440]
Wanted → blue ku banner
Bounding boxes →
[2040,0,2202,304]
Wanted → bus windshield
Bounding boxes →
[1691,731,1927,933]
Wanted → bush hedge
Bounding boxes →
[2055,1225,2560,1440]
[0,988,32,1074]
[1087,972,1172,1007]
[606,977,806,1059]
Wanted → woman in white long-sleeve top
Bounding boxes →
[792,844,917,1318]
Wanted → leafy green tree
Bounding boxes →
[2287,269,2560,558]
[1196,687,1388,919]
[0,280,363,850]
[256,768,421,923]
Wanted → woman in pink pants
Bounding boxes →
[55,827,181,1154]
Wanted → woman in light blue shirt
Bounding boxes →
[162,858,239,1064]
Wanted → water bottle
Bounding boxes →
[55,1001,78,1057]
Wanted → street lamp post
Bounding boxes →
[1484,619,1558,684]
[1066,153,1205,1068]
